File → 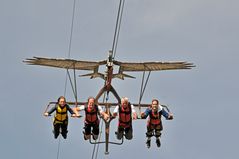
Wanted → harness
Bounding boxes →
[149,110,162,125]
[54,104,68,124]
[85,104,99,124]
[147,110,163,130]
[118,103,132,126]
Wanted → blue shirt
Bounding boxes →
[143,107,170,119]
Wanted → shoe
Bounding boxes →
[156,138,161,147]
[61,130,68,139]
[62,133,67,139]
[146,139,151,148]
[53,130,59,139]
[92,134,98,140]
[115,131,123,140]
[83,131,87,140]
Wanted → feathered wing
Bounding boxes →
[23,57,107,70]
[113,60,195,72]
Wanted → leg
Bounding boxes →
[53,122,60,139]
[92,123,99,140]
[125,126,133,140]
[116,127,124,140]
[84,124,91,140]
[61,120,68,139]
[155,125,162,147]
[146,126,153,148]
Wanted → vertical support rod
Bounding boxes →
[105,104,110,155]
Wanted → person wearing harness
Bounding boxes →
[44,96,78,139]
[141,99,173,148]
[75,97,109,140]
[112,97,137,140]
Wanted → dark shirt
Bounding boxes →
[142,108,170,119]
[47,104,75,115]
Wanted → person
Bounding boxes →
[75,96,109,140]
[141,99,173,148]
[44,96,78,139]
[112,97,137,140]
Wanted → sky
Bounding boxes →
[1,0,239,158]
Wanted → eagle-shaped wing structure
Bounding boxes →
[24,56,195,80]
[24,56,107,70]
[113,60,194,72]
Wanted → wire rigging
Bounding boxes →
[67,0,77,58]
[64,0,77,95]
[91,91,107,159]
[57,0,78,159]
[138,70,151,115]
[66,68,78,103]
[112,0,125,59]
[94,92,108,159]
[91,1,127,157]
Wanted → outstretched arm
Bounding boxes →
[141,108,150,119]
[73,105,85,117]
[131,105,137,120]
[98,105,109,121]
[161,108,173,120]
[66,105,80,117]
[112,105,119,117]
[44,105,56,116]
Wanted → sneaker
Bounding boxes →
[146,139,151,148]
[92,134,98,140]
[156,138,161,147]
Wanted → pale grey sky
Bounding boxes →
[1,0,239,159]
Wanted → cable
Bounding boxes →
[94,92,107,159]
[112,0,126,59]
[67,0,77,58]
[91,86,107,159]
[57,1,78,159]
[63,0,77,94]
[113,0,125,59]
[94,119,104,159]
[138,70,151,114]
[56,137,61,159]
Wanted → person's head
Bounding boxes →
[87,96,95,109]
[58,96,66,107]
[151,99,159,111]
[121,97,129,108]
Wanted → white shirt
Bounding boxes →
[77,105,104,114]
[113,104,136,114]
[158,104,163,111]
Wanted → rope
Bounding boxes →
[112,0,126,59]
